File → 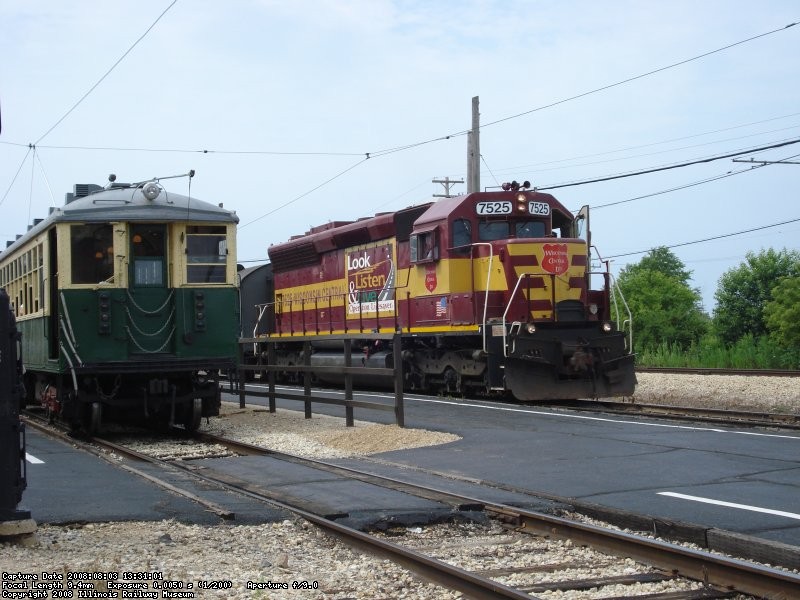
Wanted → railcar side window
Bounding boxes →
[478,221,509,241]
[71,224,114,284]
[186,225,228,283]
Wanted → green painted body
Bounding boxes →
[49,287,239,370]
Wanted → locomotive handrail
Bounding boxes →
[606,270,633,352]
[470,243,494,353]
[501,273,537,357]
[589,245,634,352]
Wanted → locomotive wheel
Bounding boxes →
[185,398,202,432]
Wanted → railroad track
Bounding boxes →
[21,412,800,599]
[542,399,800,430]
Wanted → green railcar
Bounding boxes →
[0,177,240,432]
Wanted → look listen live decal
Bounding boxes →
[346,242,396,317]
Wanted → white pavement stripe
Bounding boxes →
[25,453,44,464]
[242,385,800,441]
[658,492,800,521]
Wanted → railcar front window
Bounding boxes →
[186,225,228,283]
[71,224,113,284]
[478,221,509,241]
[131,224,166,286]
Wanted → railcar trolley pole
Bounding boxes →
[0,289,36,537]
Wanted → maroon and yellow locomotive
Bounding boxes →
[257,183,635,400]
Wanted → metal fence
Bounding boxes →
[235,333,405,427]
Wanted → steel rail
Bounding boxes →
[24,411,800,598]
[193,430,800,599]
[550,399,800,430]
[21,414,538,599]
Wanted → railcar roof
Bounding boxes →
[2,183,238,257]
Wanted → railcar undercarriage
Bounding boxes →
[25,362,226,434]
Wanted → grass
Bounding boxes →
[635,335,800,370]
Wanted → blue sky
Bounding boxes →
[1,0,798,311]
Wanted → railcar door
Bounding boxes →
[127,224,175,355]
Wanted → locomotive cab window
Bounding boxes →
[410,230,438,263]
[186,225,228,283]
[478,221,509,241]
[452,219,472,251]
[71,224,114,284]
[515,220,546,239]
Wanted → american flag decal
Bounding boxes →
[435,297,447,317]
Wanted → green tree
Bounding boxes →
[616,248,708,351]
[622,246,693,286]
[713,249,800,345]
[764,276,800,349]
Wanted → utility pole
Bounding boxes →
[432,177,463,198]
[467,96,480,193]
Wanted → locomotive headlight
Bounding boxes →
[601,322,613,333]
[526,323,537,334]
[516,193,526,212]
[589,303,598,315]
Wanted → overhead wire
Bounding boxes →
[365,21,798,158]
[238,157,370,229]
[34,0,178,144]
[605,217,800,260]
[591,151,800,210]
[489,112,800,173]
[535,137,800,190]
[491,123,800,177]
[0,146,33,208]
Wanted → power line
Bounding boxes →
[491,112,800,173]
[589,150,800,210]
[492,123,800,177]
[0,147,33,208]
[482,22,798,131]
[606,217,800,259]
[536,137,800,190]
[238,157,369,229]
[365,21,798,158]
[21,144,364,157]
[34,0,178,144]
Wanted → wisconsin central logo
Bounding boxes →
[542,243,568,275]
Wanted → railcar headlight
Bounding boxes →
[526,323,537,334]
[601,322,613,333]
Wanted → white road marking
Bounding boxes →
[658,492,800,520]
[25,453,44,464]
[242,384,800,441]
